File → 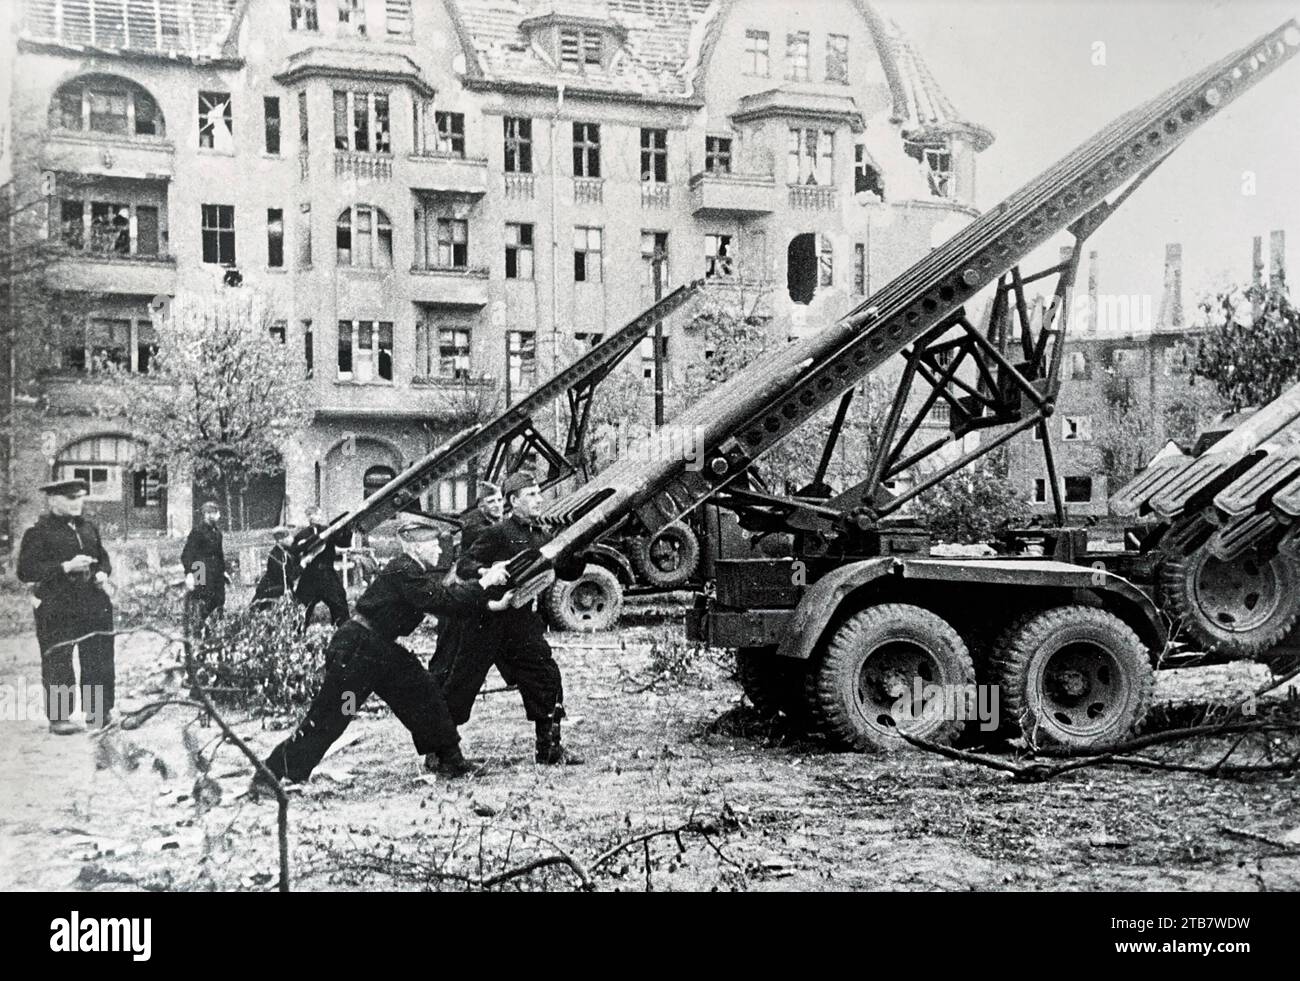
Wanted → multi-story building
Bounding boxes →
[3,0,991,542]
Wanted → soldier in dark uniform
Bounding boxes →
[445,472,585,765]
[292,505,351,628]
[250,526,299,609]
[182,500,228,639]
[256,514,514,789]
[428,482,503,690]
[16,479,115,733]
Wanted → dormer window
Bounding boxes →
[905,139,953,198]
[560,27,604,70]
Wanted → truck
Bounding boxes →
[488,20,1300,755]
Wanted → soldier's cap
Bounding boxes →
[501,471,539,500]
[395,512,462,541]
[476,481,502,503]
[271,525,294,538]
[39,478,88,498]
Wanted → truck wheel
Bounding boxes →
[543,564,623,633]
[735,647,808,720]
[993,606,1153,752]
[1160,547,1300,657]
[806,604,975,752]
[631,523,701,588]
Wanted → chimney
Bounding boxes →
[1270,229,1286,285]
[1156,243,1184,330]
[1252,235,1264,319]
[1087,249,1099,333]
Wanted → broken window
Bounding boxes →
[505,223,534,280]
[385,0,412,37]
[337,0,366,36]
[573,122,601,178]
[267,209,285,268]
[1062,416,1093,441]
[642,231,669,291]
[573,226,603,282]
[786,32,810,81]
[705,233,734,279]
[337,320,393,382]
[827,34,849,83]
[639,336,669,383]
[90,201,130,254]
[336,205,393,268]
[504,117,533,173]
[201,204,236,265]
[818,235,834,288]
[854,242,866,296]
[854,144,885,198]
[298,203,312,268]
[55,79,165,137]
[787,233,817,304]
[199,92,233,151]
[905,140,953,198]
[270,321,287,345]
[437,218,469,269]
[435,111,465,157]
[745,30,769,76]
[290,0,319,31]
[1064,476,1093,502]
[438,328,471,379]
[1068,351,1089,379]
[508,330,537,392]
[641,128,668,183]
[789,128,834,185]
[705,136,732,175]
[334,90,390,153]
[89,90,128,135]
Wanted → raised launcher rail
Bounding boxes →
[292,280,706,563]
[502,21,1300,598]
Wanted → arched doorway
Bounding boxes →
[322,437,401,518]
[55,435,166,537]
[787,233,817,304]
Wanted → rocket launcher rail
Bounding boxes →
[507,21,1300,596]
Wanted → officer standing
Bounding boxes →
[182,500,228,638]
[16,479,115,733]
[446,472,585,765]
[250,525,299,609]
[292,506,350,628]
[258,514,514,788]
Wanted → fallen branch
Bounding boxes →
[1219,825,1300,852]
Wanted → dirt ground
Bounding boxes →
[2,614,1299,892]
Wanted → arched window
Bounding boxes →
[336,205,393,268]
[50,74,165,138]
[363,465,396,497]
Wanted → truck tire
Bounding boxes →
[631,523,701,588]
[993,605,1153,752]
[806,604,975,752]
[735,647,808,720]
[1159,548,1300,657]
[543,564,623,633]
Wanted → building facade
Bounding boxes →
[3,0,990,541]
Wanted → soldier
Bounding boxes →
[250,526,299,609]
[445,471,585,765]
[428,482,503,691]
[292,506,351,628]
[257,514,513,789]
[182,501,228,639]
[16,479,115,733]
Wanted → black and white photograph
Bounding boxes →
[0,0,1298,941]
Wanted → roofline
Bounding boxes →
[463,76,704,109]
[16,37,245,69]
[442,0,487,80]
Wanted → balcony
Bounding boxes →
[335,151,393,182]
[43,248,177,295]
[641,182,671,209]
[788,185,839,211]
[41,132,174,180]
[406,153,488,196]
[504,173,536,200]
[572,177,604,205]
[689,171,776,216]
[408,265,489,307]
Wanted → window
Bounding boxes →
[827,34,849,83]
[705,136,732,175]
[385,0,412,37]
[905,140,953,198]
[504,117,533,173]
[818,235,834,288]
[1068,351,1089,379]
[505,223,534,280]
[333,90,390,153]
[434,477,470,514]
[136,320,157,372]
[573,226,603,283]
[1062,416,1093,441]
[338,0,366,36]
[744,30,769,76]
[73,467,115,500]
[335,205,393,268]
[298,91,309,146]
[641,128,668,183]
[438,219,468,269]
[438,328,471,379]
[132,468,164,507]
[267,209,284,267]
[264,96,281,154]
[560,28,604,70]
[414,205,469,270]
[435,111,465,157]
[61,318,155,374]
[50,79,164,137]
[61,199,159,256]
[789,128,835,185]
[854,242,866,296]
[201,204,236,265]
[575,332,603,349]
[1034,479,1047,503]
[930,402,951,425]
[705,233,734,279]
[573,123,601,178]
[854,144,885,198]
[642,231,668,291]
[198,92,233,151]
[298,202,312,267]
[508,331,537,392]
[290,0,319,30]
[639,336,669,383]
[786,32,810,81]
[1065,476,1093,503]
[270,321,287,344]
[337,320,394,382]
[89,90,128,134]
[303,320,314,377]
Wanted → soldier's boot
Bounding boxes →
[535,718,584,766]
[424,744,480,779]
